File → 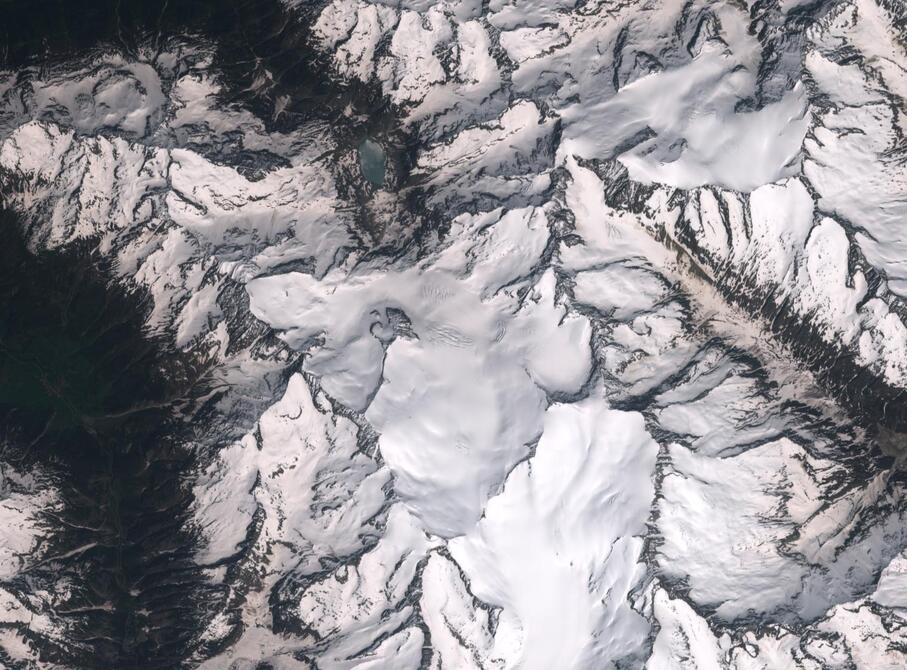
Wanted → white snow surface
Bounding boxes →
[3,0,907,667]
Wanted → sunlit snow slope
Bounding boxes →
[2,0,907,668]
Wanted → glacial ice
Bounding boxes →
[2,0,907,667]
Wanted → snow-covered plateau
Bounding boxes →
[1,0,907,667]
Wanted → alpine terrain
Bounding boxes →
[1,0,907,668]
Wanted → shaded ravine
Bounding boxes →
[0,1,418,666]
[0,212,218,668]
[0,0,417,217]
[586,158,907,437]
[9,0,907,667]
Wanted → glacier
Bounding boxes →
[1,0,907,668]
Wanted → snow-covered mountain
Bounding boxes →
[1,0,907,667]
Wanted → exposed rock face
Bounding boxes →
[2,0,907,667]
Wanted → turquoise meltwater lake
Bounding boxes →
[358,138,386,187]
